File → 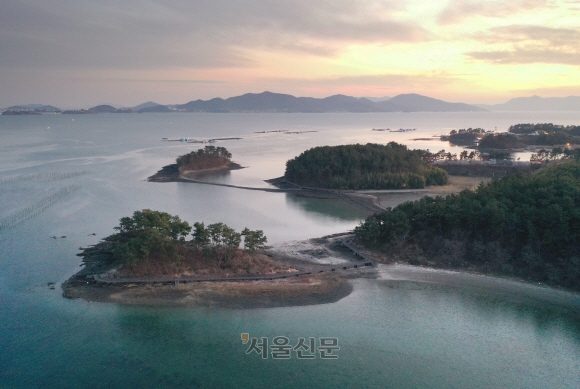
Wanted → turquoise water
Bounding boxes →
[1,113,580,388]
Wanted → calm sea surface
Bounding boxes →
[1,112,579,388]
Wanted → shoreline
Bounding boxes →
[147,162,245,183]
[343,237,580,299]
[148,164,490,214]
[62,236,376,308]
[63,273,354,309]
[376,264,580,314]
[62,234,580,310]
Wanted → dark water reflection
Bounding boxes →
[285,193,371,222]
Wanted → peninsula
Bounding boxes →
[353,160,580,291]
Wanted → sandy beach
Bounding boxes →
[376,264,580,314]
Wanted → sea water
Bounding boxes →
[1,112,579,388]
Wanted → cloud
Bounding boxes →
[475,25,580,46]
[0,0,430,70]
[467,25,580,65]
[467,49,580,65]
[437,0,550,25]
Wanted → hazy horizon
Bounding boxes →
[4,91,579,111]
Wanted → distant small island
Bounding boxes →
[148,146,244,182]
[283,142,449,190]
[1,110,41,116]
[176,146,233,172]
[441,128,487,145]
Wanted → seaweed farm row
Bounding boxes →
[0,185,80,231]
[0,171,90,184]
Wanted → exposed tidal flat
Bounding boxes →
[1,113,580,388]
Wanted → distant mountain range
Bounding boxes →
[4,92,580,115]
[175,92,484,113]
[132,101,163,111]
[476,95,580,111]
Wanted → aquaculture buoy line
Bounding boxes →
[0,171,91,185]
[0,185,80,231]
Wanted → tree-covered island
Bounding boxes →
[63,210,354,307]
[284,142,449,189]
[442,128,487,145]
[176,145,233,172]
[84,209,277,278]
[148,146,243,182]
[354,160,580,291]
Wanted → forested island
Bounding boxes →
[176,146,233,172]
[354,160,580,290]
[63,210,353,307]
[442,128,487,145]
[148,146,243,182]
[284,142,449,189]
[78,209,272,277]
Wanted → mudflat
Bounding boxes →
[63,273,352,309]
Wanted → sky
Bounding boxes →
[1,0,580,108]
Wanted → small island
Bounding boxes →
[148,145,244,182]
[283,142,449,189]
[63,210,354,307]
[1,110,42,116]
[441,127,487,145]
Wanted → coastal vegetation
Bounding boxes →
[284,142,448,189]
[446,128,486,145]
[476,123,580,149]
[508,123,580,135]
[102,209,269,276]
[531,147,580,162]
[478,133,522,149]
[354,161,580,290]
[176,146,232,172]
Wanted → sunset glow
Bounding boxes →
[1,0,579,107]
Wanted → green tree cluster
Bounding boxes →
[176,146,232,171]
[531,147,580,162]
[107,209,192,268]
[448,128,486,145]
[355,161,580,290]
[458,150,482,160]
[478,133,522,149]
[191,222,267,266]
[506,123,580,146]
[284,142,448,190]
[509,123,580,135]
[104,209,267,269]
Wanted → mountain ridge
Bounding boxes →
[476,95,580,111]
[175,91,485,113]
